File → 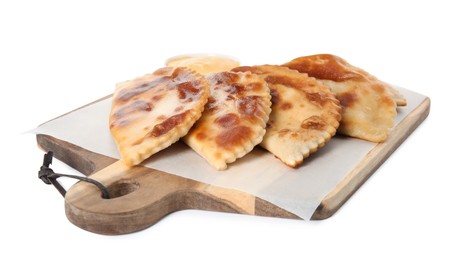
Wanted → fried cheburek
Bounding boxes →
[109,67,210,166]
[283,54,406,142]
[232,65,341,167]
[183,71,271,170]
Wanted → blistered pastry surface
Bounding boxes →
[283,54,401,142]
[109,67,210,166]
[183,71,271,170]
[233,65,341,167]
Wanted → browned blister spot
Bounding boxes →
[226,94,235,101]
[236,96,262,117]
[215,125,252,149]
[151,110,190,137]
[174,106,184,112]
[281,102,293,110]
[170,67,193,82]
[245,82,264,92]
[215,113,240,128]
[152,94,164,102]
[117,77,170,102]
[176,80,202,101]
[208,71,240,85]
[176,82,190,99]
[111,100,153,128]
[224,83,246,95]
[337,91,357,108]
[205,97,218,113]
[301,115,326,130]
[305,92,329,107]
[196,132,207,140]
[264,74,300,88]
[284,54,362,82]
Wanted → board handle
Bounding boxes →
[64,161,257,235]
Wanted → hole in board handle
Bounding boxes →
[105,180,139,199]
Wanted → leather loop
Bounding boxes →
[38,151,110,199]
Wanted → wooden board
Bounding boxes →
[36,97,430,235]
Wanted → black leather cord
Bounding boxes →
[38,151,110,199]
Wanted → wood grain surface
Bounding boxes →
[36,97,430,235]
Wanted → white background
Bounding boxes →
[1,0,465,259]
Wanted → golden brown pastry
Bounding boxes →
[232,65,341,167]
[283,54,404,142]
[183,71,271,170]
[109,67,210,166]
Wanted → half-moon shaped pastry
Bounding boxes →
[283,54,403,142]
[109,67,210,166]
[232,65,341,168]
[183,71,271,170]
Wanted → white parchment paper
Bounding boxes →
[34,87,426,220]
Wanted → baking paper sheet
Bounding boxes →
[33,87,426,220]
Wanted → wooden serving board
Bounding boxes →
[36,96,430,235]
